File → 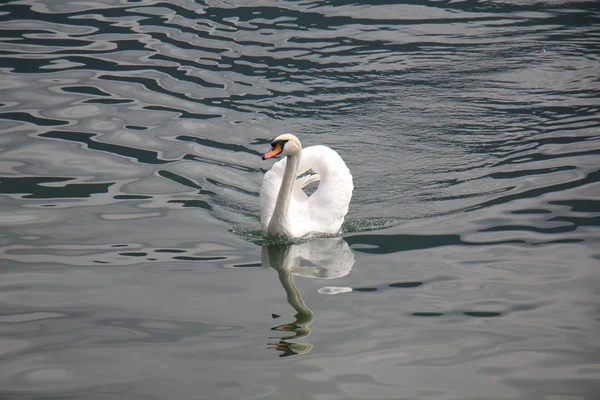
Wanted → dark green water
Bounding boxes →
[0,1,599,399]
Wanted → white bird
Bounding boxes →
[260,134,353,238]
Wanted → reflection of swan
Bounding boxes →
[260,134,353,238]
[262,238,355,279]
[261,238,355,357]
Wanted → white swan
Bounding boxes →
[260,134,353,238]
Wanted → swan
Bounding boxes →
[260,134,353,238]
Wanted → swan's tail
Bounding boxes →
[295,174,320,190]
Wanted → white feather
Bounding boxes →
[260,139,353,238]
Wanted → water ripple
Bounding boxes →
[0,0,599,398]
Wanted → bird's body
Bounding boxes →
[260,134,353,238]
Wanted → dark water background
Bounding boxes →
[1,0,599,399]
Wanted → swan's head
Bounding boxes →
[262,133,302,160]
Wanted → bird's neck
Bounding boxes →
[268,153,301,236]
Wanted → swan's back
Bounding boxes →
[260,145,353,237]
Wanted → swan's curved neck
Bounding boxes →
[268,152,301,236]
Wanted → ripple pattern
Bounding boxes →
[0,1,599,399]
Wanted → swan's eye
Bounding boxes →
[271,139,288,147]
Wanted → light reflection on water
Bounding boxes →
[0,0,599,399]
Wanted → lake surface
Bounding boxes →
[1,0,599,399]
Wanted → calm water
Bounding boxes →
[1,0,599,398]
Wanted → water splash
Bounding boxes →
[230,216,396,245]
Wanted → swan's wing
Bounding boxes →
[291,146,353,234]
[295,173,320,190]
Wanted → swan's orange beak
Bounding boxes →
[262,142,283,160]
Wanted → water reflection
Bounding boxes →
[261,238,355,357]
